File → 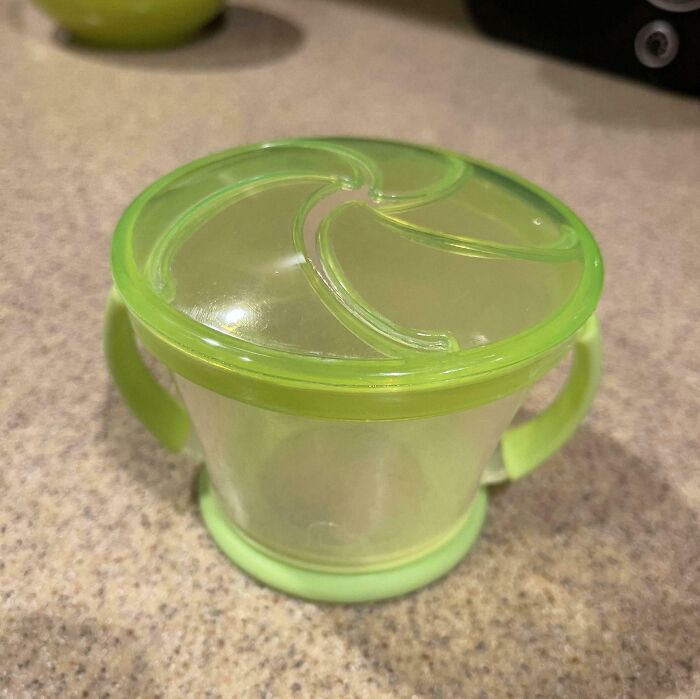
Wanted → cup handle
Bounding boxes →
[104,287,190,452]
[485,315,602,483]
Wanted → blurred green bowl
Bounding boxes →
[32,0,224,48]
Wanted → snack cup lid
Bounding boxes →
[111,138,602,419]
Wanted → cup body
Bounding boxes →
[175,374,525,571]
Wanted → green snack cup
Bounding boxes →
[32,0,223,48]
[105,138,603,602]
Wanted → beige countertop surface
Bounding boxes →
[2,1,700,697]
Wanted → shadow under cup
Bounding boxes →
[177,376,524,572]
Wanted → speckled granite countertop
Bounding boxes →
[2,1,699,697]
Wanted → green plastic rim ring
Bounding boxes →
[198,469,488,603]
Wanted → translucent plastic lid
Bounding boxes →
[112,138,602,401]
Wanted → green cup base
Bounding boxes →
[198,469,488,603]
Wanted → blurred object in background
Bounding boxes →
[30,0,223,48]
[466,0,700,95]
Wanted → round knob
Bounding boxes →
[646,0,700,12]
[635,20,680,68]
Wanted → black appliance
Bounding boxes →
[467,0,700,95]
